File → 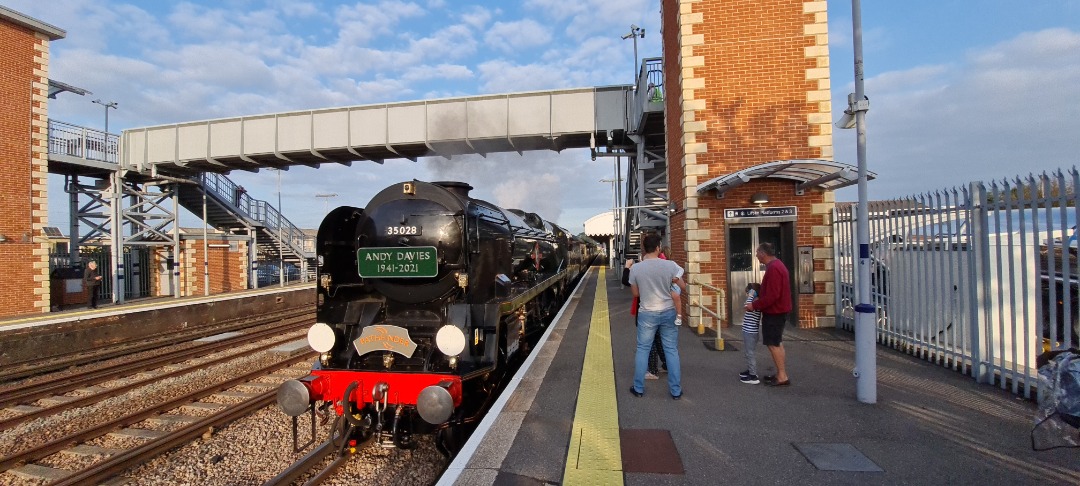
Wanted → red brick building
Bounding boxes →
[662,0,840,329]
[0,7,64,316]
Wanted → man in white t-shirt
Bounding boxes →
[628,234,685,400]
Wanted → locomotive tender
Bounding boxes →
[277,180,595,454]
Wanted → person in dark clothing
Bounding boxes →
[84,261,103,309]
[745,242,792,387]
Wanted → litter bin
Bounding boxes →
[50,265,88,310]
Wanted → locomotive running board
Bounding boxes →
[497,271,569,314]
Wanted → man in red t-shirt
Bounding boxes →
[744,242,792,386]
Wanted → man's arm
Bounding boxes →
[631,283,640,298]
[751,267,781,311]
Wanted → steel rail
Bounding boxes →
[0,352,313,473]
[0,307,312,383]
[0,323,309,430]
[0,314,310,410]
[52,390,278,486]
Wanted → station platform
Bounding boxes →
[442,267,1080,485]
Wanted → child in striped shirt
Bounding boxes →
[739,283,763,384]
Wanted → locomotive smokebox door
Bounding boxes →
[403,182,415,195]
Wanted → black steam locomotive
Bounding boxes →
[277,180,595,455]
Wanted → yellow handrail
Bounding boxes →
[691,281,726,350]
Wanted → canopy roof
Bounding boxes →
[696,159,875,197]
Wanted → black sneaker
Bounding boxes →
[739,370,750,379]
[740,374,760,385]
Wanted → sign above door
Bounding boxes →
[724,206,797,219]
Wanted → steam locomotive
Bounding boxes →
[277,180,595,455]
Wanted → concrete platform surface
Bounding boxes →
[449,267,1080,485]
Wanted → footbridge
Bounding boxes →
[48,70,668,304]
[120,86,634,175]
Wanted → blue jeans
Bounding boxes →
[633,308,681,396]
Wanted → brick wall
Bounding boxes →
[663,0,835,328]
[0,20,52,315]
[181,239,249,296]
[150,240,249,297]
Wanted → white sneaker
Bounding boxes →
[645,372,660,380]
[674,316,682,326]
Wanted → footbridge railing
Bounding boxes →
[47,120,119,164]
[196,172,312,260]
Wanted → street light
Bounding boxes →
[267,168,285,287]
[315,193,338,217]
[836,0,876,404]
[600,177,623,269]
[92,99,118,162]
[621,24,645,83]
[91,99,118,133]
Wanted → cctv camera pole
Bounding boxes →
[850,0,877,404]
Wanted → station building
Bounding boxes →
[661,0,845,329]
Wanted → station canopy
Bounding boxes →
[695,159,874,197]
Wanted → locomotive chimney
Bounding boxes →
[433,181,473,199]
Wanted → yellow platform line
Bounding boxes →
[563,266,623,485]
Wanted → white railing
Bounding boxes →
[48,119,119,164]
[834,167,1078,399]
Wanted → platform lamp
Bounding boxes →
[622,24,645,84]
[750,192,770,207]
[92,99,118,162]
[315,193,338,217]
[836,0,876,404]
[267,168,285,287]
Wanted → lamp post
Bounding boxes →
[836,0,876,404]
[267,168,285,287]
[600,177,623,269]
[92,99,118,133]
[621,24,645,83]
[315,193,338,217]
[92,99,118,162]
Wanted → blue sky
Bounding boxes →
[8,0,1079,232]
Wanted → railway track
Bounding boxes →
[0,336,314,483]
[0,317,311,431]
[0,307,313,384]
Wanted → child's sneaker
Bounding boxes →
[645,372,660,380]
[740,374,760,385]
[674,316,682,326]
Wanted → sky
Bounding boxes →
[8,0,1080,232]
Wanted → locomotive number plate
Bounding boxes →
[384,225,421,236]
[357,246,438,278]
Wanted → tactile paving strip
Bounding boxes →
[563,267,624,485]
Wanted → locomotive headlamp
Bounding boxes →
[436,325,467,356]
[307,323,336,353]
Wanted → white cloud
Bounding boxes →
[484,19,552,53]
[460,6,495,30]
[477,59,570,92]
[833,28,1080,201]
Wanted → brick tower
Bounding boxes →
[0,7,64,316]
[662,1,839,329]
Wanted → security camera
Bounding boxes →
[836,111,856,129]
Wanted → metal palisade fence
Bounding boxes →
[834,167,1078,399]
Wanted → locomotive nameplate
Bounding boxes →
[357,246,438,278]
[353,325,418,358]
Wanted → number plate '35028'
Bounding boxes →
[357,246,438,278]
[385,225,421,236]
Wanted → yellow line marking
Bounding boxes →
[563,266,623,485]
